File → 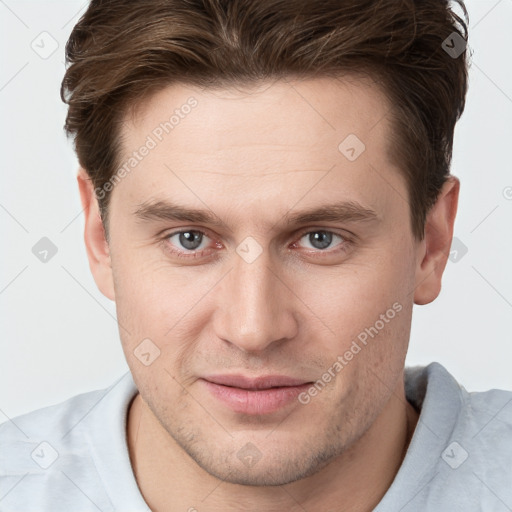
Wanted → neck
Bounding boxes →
[127,378,418,512]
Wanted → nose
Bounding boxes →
[212,244,299,353]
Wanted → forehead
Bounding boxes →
[113,76,406,227]
[123,75,393,158]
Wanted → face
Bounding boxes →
[97,77,423,485]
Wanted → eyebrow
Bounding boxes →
[133,199,379,229]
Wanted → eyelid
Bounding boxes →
[294,226,349,239]
[161,226,352,260]
[162,228,218,256]
[292,227,350,251]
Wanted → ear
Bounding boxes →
[77,168,115,300]
[413,176,459,305]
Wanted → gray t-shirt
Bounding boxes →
[1,363,511,511]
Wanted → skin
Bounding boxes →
[78,76,459,512]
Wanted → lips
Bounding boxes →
[204,374,310,390]
[200,374,312,415]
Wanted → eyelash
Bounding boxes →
[160,228,352,260]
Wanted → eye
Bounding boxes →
[161,228,350,261]
[167,230,211,254]
[297,230,346,252]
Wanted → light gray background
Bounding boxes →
[1,0,511,420]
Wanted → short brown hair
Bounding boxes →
[61,0,469,240]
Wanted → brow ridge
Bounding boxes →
[133,199,379,228]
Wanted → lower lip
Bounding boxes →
[202,380,311,415]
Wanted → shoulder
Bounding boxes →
[440,377,512,509]
[410,362,512,461]
[407,362,512,432]
[429,362,512,446]
[399,363,512,510]
[1,384,113,438]
[457,383,512,466]
[0,384,111,471]
[0,374,135,512]
[464,385,512,425]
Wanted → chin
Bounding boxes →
[184,440,341,487]
[203,463,314,487]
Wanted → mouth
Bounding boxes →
[200,374,313,415]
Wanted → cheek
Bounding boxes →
[112,252,203,327]
[298,265,413,418]
[111,255,215,375]
[303,257,412,337]
[295,239,415,379]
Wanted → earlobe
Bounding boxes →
[77,168,115,301]
[413,176,460,305]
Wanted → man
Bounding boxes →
[1,0,511,510]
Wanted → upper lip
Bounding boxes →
[203,374,311,390]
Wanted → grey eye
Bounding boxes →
[300,231,343,250]
[169,231,208,251]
